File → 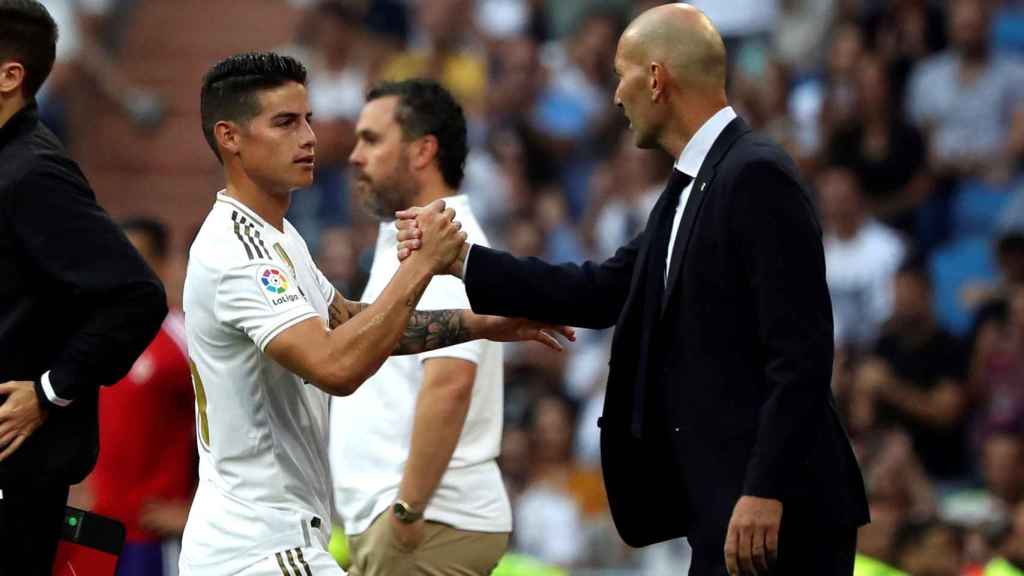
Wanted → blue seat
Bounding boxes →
[951,180,1011,240]
[929,236,998,336]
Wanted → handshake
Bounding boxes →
[392,199,469,277]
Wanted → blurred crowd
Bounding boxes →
[45,0,1024,574]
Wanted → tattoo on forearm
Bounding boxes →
[395,309,473,354]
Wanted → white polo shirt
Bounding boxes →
[180,192,336,575]
[329,195,511,535]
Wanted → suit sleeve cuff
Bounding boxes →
[462,243,476,279]
[36,371,72,407]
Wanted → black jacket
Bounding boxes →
[0,103,166,484]
[464,118,869,547]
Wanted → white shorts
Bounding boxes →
[182,547,345,576]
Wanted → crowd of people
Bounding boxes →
[26,0,1024,574]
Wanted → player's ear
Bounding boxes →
[215,120,243,158]
[411,134,438,171]
[0,62,25,97]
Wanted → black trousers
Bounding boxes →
[0,465,69,576]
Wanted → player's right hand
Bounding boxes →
[405,199,467,274]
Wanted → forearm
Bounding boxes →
[48,280,166,402]
[463,244,634,328]
[341,300,481,356]
[878,380,961,428]
[398,372,473,510]
[324,260,433,389]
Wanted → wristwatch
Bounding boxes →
[392,499,423,524]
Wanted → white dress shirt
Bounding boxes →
[665,106,737,285]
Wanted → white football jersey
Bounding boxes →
[180,192,337,575]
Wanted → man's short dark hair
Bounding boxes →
[121,217,169,260]
[0,0,58,98]
[366,79,468,190]
[200,52,308,163]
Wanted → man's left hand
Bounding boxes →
[388,512,426,551]
[0,380,48,462]
[725,495,782,576]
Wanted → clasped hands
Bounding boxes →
[393,200,575,352]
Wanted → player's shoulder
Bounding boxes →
[190,195,278,272]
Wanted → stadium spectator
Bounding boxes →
[907,0,1024,185]
[580,131,668,260]
[286,0,368,246]
[512,394,591,569]
[827,54,931,234]
[380,0,487,115]
[980,428,1024,509]
[789,20,865,159]
[855,260,971,481]
[820,166,907,353]
[87,217,196,576]
[970,284,1024,456]
[893,519,964,576]
[37,0,163,140]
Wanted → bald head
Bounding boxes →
[620,4,726,92]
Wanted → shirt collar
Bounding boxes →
[674,106,737,178]
[0,101,39,151]
[215,191,273,230]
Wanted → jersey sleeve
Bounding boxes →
[312,263,338,306]
[214,262,321,351]
[415,273,482,365]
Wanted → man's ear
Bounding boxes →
[411,134,439,171]
[0,62,25,97]
[649,61,667,102]
[214,120,243,158]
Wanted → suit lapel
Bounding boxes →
[662,118,751,313]
[617,181,674,327]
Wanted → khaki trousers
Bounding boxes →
[347,511,509,576]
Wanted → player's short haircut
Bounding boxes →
[200,52,308,163]
[365,79,468,190]
[121,217,169,260]
[0,0,58,98]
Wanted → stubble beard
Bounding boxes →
[361,168,415,222]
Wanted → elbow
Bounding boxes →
[440,377,474,406]
[139,279,168,329]
[317,360,381,397]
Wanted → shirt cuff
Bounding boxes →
[462,243,476,279]
[38,371,72,407]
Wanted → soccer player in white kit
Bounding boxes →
[179,52,572,576]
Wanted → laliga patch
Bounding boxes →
[257,265,303,307]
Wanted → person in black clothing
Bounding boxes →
[856,260,970,481]
[0,1,167,573]
[826,54,931,235]
[397,4,869,575]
